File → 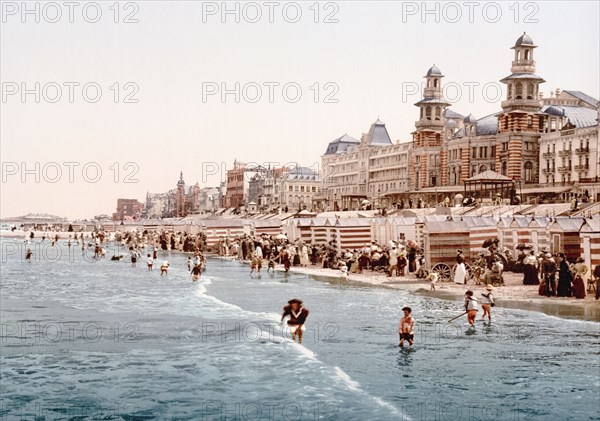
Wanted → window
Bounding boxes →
[516,82,523,99]
[527,115,533,127]
[479,165,487,174]
[527,83,534,100]
[524,161,533,182]
[491,146,496,157]
[501,161,508,176]
[472,147,477,158]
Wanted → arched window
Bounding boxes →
[508,84,513,99]
[501,161,508,176]
[524,161,533,182]
[517,50,521,61]
[479,165,487,174]
[524,49,530,60]
[516,82,523,99]
[425,106,431,120]
[434,79,438,88]
[435,107,441,120]
[527,83,534,99]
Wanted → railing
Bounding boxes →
[574,164,589,172]
[557,166,571,174]
[542,152,555,159]
[558,150,572,158]
[575,147,590,155]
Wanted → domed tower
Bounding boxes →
[497,33,546,183]
[175,171,187,217]
[411,65,450,189]
[499,32,545,123]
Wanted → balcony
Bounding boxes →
[575,147,590,155]
[557,166,571,174]
[542,152,554,159]
[501,98,542,111]
[558,150,572,158]
[542,168,553,176]
[574,164,589,172]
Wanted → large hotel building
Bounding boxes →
[318,33,599,211]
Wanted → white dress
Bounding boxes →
[454,262,467,284]
[300,245,309,266]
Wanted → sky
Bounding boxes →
[1,0,599,219]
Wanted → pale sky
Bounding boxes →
[1,1,599,219]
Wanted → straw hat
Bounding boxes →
[486,284,494,291]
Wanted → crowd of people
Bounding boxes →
[520,249,598,299]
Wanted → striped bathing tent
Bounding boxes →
[423,220,471,281]
[547,217,586,261]
[498,216,552,258]
[580,218,600,269]
[333,218,373,252]
[201,219,249,246]
[423,220,471,267]
[252,219,283,238]
[371,217,418,246]
[462,216,499,259]
[282,217,337,245]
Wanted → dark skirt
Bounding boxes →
[572,276,586,299]
[556,276,572,297]
[523,264,539,285]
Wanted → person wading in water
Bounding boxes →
[281,299,309,344]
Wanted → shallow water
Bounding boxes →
[1,239,599,420]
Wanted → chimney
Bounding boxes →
[555,88,561,97]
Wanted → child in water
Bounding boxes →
[480,285,495,322]
[464,290,479,327]
[160,261,170,276]
[398,307,415,347]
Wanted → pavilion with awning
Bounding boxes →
[464,170,515,201]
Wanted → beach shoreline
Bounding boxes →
[216,256,600,322]
[287,265,600,322]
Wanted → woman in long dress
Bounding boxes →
[523,251,539,285]
[556,253,573,297]
[572,257,587,299]
[454,250,467,284]
[300,244,309,267]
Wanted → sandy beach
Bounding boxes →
[273,264,600,322]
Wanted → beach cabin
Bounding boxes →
[423,220,471,275]
[547,217,585,261]
[333,218,373,252]
[580,218,600,270]
[202,219,249,247]
[252,219,283,239]
[371,217,418,246]
[463,216,499,259]
[527,216,551,252]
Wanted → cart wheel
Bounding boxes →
[432,263,452,282]
[464,263,473,281]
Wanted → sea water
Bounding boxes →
[1,238,598,420]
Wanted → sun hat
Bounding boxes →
[486,284,494,291]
